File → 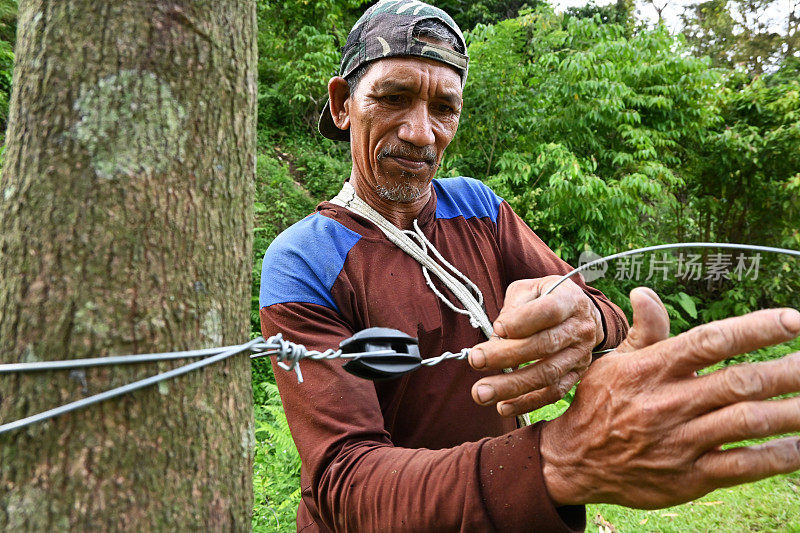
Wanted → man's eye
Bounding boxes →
[382,95,402,104]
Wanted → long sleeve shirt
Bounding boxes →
[260,176,629,532]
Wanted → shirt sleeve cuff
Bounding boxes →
[478,421,586,532]
[584,291,628,351]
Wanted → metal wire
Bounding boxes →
[542,242,800,296]
[0,345,248,373]
[421,348,470,365]
[1,241,796,436]
[0,336,391,374]
[0,339,261,435]
[0,336,393,435]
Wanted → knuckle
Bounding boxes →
[539,384,564,406]
[538,301,559,325]
[728,451,750,475]
[738,404,771,436]
[541,294,573,323]
[546,385,567,404]
[578,320,595,341]
[542,328,561,354]
[769,441,800,469]
[721,365,763,398]
[557,374,577,397]
[505,279,528,299]
[537,361,564,388]
[694,324,732,357]
[507,279,526,293]
[503,371,531,399]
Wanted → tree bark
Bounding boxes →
[0,1,256,529]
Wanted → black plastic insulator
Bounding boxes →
[340,328,422,381]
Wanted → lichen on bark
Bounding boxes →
[71,69,188,179]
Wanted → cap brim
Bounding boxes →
[318,100,350,142]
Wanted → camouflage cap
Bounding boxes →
[319,0,469,142]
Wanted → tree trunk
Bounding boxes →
[0,1,256,529]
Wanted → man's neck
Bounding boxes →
[350,178,432,230]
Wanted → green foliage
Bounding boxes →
[0,0,15,45]
[0,0,15,137]
[285,135,351,199]
[442,7,798,331]
[565,0,635,35]
[680,0,798,76]
[256,0,369,135]
[252,381,302,532]
[674,72,800,317]
[251,153,318,336]
[662,291,700,333]
[435,0,539,30]
[446,9,720,265]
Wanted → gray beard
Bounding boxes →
[375,180,426,203]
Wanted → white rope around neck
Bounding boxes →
[331,181,531,427]
[331,181,494,337]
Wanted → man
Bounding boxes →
[260,2,800,531]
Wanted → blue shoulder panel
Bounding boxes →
[260,213,362,312]
[433,177,503,222]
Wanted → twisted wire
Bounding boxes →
[0,339,262,435]
[0,336,392,434]
[2,242,796,435]
[421,348,470,366]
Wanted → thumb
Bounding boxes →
[615,287,671,353]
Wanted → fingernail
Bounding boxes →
[476,384,495,404]
[781,310,800,335]
[498,403,513,416]
[470,348,486,369]
[493,321,507,338]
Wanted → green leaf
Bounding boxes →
[675,292,698,319]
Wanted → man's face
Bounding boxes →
[344,57,463,203]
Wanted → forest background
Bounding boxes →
[1,0,798,530]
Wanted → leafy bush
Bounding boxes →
[676,73,800,316]
[252,382,301,532]
[445,9,721,266]
[0,0,15,138]
[251,153,317,337]
[256,0,369,136]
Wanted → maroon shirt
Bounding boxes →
[260,177,628,532]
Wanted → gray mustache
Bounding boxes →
[378,144,436,165]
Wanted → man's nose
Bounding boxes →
[398,102,435,147]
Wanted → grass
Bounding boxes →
[589,473,800,532]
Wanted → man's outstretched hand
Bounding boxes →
[468,276,605,417]
[541,287,800,509]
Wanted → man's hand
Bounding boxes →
[541,287,800,509]
[468,276,605,417]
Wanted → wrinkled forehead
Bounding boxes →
[360,56,464,100]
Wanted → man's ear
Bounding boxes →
[328,76,351,131]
